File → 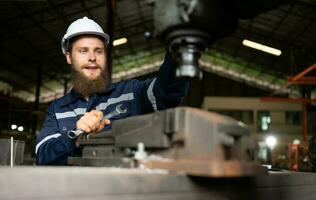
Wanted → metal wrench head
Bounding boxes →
[102,104,128,120]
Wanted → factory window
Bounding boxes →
[285,111,301,125]
[258,111,271,132]
[209,110,254,124]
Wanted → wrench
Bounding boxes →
[67,104,127,139]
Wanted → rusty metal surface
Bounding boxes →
[113,111,171,148]
[140,159,267,177]
[161,107,250,160]
[68,157,134,167]
[0,167,316,200]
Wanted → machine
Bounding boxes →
[2,108,316,200]
[152,0,293,78]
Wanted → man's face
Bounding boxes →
[66,36,107,81]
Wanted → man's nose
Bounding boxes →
[88,51,96,62]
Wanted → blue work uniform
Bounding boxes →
[35,53,189,165]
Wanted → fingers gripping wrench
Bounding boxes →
[67,104,127,139]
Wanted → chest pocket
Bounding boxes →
[57,117,77,134]
[104,103,131,121]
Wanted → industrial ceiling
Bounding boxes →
[0,0,315,104]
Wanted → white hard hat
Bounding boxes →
[61,16,110,55]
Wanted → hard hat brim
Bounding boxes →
[67,31,110,45]
[61,31,110,54]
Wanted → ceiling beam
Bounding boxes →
[13,2,59,45]
[0,74,33,94]
[46,0,69,26]
[1,42,55,92]
[2,1,105,36]
[80,0,93,18]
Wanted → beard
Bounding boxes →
[71,64,109,97]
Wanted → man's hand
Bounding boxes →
[76,110,111,133]
[75,110,110,147]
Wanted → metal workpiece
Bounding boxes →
[113,111,171,148]
[137,107,263,177]
[69,107,265,177]
[114,107,251,161]
[1,167,316,200]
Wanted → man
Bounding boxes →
[36,17,188,165]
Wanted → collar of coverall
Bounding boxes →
[59,82,116,107]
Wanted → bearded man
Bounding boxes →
[36,17,188,165]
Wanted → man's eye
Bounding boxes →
[96,50,103,54]
[79,49,87,53]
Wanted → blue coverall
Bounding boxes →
[35,52,189,165]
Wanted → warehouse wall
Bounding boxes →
[202,96,303,144]
[182,70,271,107]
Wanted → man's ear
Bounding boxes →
[66,52,72,64]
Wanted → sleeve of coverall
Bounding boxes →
[35,103,81,165]
[136,50,190,113]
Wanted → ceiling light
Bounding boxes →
[11,124,17,130]
[17,126,24,132]
[144,31,152,39]
[242,39,282,56]
[113,37,128,46]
